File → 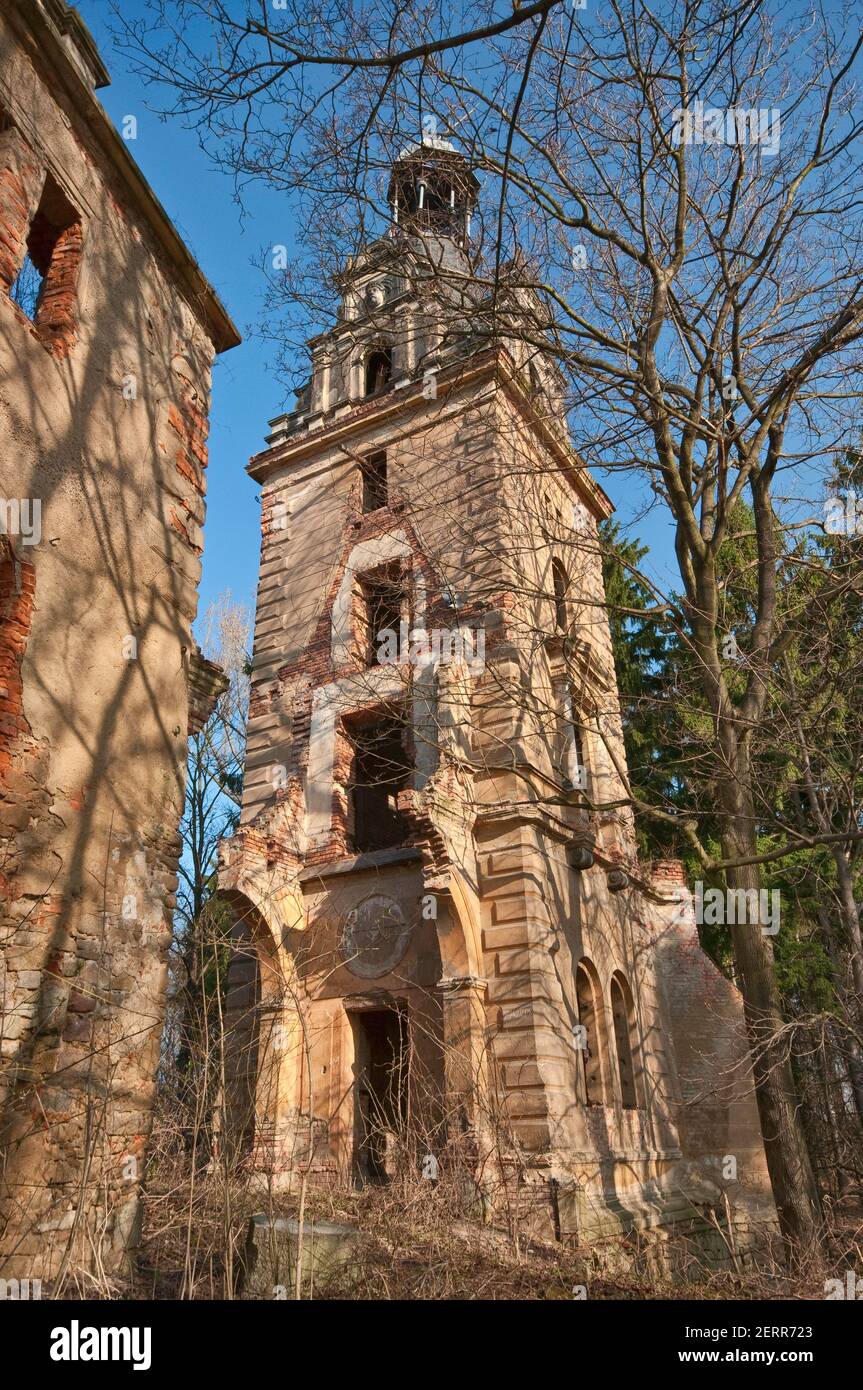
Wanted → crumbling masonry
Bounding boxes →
[0,2,777,1282]
[0,0,238,1280]
[222,138,778,1256]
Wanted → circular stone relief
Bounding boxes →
[340,895,412,978]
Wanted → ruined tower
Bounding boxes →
[222,137,775,1248]
[0,1,238,1281]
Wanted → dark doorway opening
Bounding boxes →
[351,1007,408,1183]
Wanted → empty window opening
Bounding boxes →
[9,252,43,320]
[347,714,413,853]
[566,721,587,791]
[421,180,453,216]
[558,680,588,791]
[575,961,608,1106]
[610,972,642,1110]
[351,1007,408,1183]
[356,561,408,666]
[9,174,79,327]
[364,345,392,396]
[552,558,569,632]
[391,163,467,236]
[572,722,586,789]
[361,451,388,511]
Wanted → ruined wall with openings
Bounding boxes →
[0,2,236,1281]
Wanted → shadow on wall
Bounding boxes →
[0,70,236,1279]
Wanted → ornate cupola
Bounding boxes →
[387,134,479,247]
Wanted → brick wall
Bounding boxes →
[0,2,237,1282]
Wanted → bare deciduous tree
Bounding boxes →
[116,0,863,1255]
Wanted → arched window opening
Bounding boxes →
[364,345,392,396]
[575,960,608,1105]
[610,972,642,1109]
[420,179,453,216]
[552,558,569,632]
[218,896,282,1163]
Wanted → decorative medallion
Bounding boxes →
[340,894,411,978]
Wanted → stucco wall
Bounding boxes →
[0,4,235,1280]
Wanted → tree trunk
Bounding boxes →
[815,899,863,1131]
[723,843,822,1260]
[832,848,863,1006]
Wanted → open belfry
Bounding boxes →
[220,137,776,1250]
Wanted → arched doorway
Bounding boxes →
[217,890,287,1164]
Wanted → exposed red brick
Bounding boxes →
[37,220,83,356]
[0,541,36,786]
[0,128,43,291]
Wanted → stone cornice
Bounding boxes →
[187,648,229,736]
[247,344,614,522]
[5,0,240,354]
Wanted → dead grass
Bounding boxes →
[122,1165,857,1301]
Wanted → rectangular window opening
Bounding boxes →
[361,451,388,511]
[357,561,408,666]
[346,713,413,853]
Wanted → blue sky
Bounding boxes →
[77,0,681,632]
[79,0,294,624]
